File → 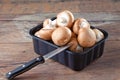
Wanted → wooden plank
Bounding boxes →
[0,1,120,80]
[0,42,37,63]
[100,22,120,41]
[0,42,38,80]
[0,14,16,21]
[0,12,119,22]
[1,0,120,3]
[0,1,120,15]
[0,0,11,3]
[0,23,32,43]
[0,40,120,80]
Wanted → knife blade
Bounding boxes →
[6,45,70,80]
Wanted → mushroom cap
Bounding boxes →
[35,19,57,40]
[73,18,90,35]
[52,27,72,46]
[57,10,74,28]
[77,28,96,47]
[43,19,57,29]
[93,29,104,42]
[35,28,54,40]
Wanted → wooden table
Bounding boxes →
[0,0,120,80]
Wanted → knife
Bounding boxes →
[6,45,70,80]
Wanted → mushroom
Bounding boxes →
[57,10,74,28]
[43,19,57,29]
[35,19,57,40]
[77,28,96,47]
[75,45,83,53]
[68,33,83,53]
[52,27,72,46]
[35,29,54,40]
[73,18,90,35]
[93,29,104,42]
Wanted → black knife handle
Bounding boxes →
[6,56,45,80]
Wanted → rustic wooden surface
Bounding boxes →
[0,0,120,80]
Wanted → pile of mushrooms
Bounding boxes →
[35,10,104,53]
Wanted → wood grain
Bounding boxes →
[0,0,120,15]
[0,12,120,21]
[0,41,120,80]
[0,0,120,80]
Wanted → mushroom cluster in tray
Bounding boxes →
[35,10,104,53]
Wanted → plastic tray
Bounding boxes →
[29,18,108,71]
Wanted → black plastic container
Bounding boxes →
[29,18,108,71]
